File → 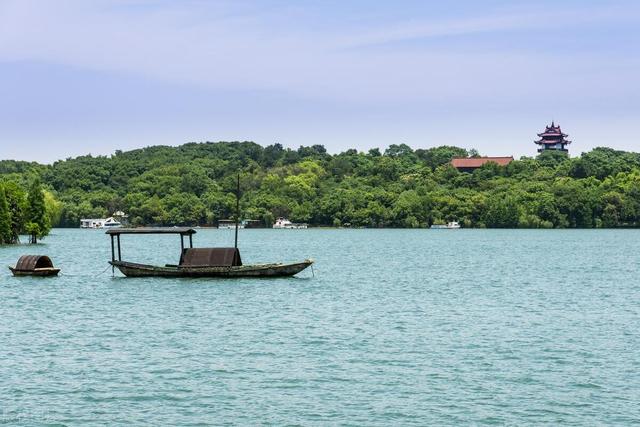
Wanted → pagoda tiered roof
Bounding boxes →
[534,121,572,145]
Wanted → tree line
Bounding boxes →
[1,142,640,230]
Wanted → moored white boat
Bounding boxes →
[218,219,245,229]
[80,217,122,229]
[430,221,461,229]
[273,218,308,229]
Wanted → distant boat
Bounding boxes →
[430,221,461,229]
[273,218,308,229]
[218,219,245,229]
[80,217,122,229]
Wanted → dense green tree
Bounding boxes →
[0,187,12,244]
[484,195,520,228]
[3,182,26,242]
[25,177,50,243]
[415,146,468,170]
[537,150,569,168]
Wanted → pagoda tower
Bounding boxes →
[534,121,571,153]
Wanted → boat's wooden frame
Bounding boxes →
[110,259,313,278]
[106,227,313,278]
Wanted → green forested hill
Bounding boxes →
[1,142,640,228]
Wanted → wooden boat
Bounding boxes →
[106,227,314,278]
[9,255,60,277]
[110,259,313,278]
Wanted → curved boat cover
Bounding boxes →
[14,255,55,271]
[179,248,242,267]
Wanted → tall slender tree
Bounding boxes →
[3,182,25,243]
[0,186,12,244]
[25,177,50,244]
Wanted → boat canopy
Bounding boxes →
[14,255,55,271]
[105,227,196,235]
[106,227,196,263]
[179,248,242,267]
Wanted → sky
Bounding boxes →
[1,0,639,163]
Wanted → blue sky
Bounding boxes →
[1,0,639,162]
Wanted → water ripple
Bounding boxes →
[1,229,639,425]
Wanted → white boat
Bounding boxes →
[80,217,122,229]
[273,218,308,229]
[430,221,461,229]
[218,220,245,229]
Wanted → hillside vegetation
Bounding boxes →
[1,142,640,228]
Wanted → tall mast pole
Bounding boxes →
[234,173,240,249]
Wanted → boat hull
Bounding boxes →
[110,260,313,278]
[9,267,60,277]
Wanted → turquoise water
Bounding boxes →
[1,228,639,425]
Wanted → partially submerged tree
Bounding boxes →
[0,187,12,244]
[25,177,50,244]
[2,182,25,244]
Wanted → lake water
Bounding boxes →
[0,228,639,425]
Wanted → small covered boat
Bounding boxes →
[106,228,313,278]
[9,255,60,277]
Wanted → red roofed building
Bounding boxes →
[534,121,571,153]
[451,156,514,173]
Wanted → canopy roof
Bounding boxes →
[105,227,197,235]
[179,248,242,267]
[14,255,55,271]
